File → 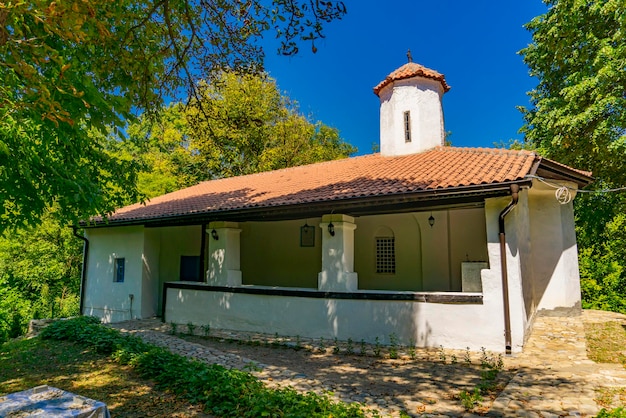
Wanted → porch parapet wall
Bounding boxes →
[164,282,483,303]
[163,282,508,352]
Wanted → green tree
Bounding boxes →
[519,0,626,185]
[0,0,346,228]
[187,72,356,178]
[0,208,82,342]
[519,0,626,313]
[125,72,356,197]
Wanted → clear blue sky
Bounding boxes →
[262,1,548,155]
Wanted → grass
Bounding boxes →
[30,317,366,417]
[585,321,626,365]
[0,337,210,417]
[585,320,626,413]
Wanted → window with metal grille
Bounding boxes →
[376,237,396,274]
[403,111,411,143]
[114,258,125,283]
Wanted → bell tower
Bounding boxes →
[373,56,450,156]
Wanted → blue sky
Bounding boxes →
[262,1,548,155]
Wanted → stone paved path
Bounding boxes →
[109,310,626,417]
[486,313,626,417]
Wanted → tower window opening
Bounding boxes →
[404,111,411,143]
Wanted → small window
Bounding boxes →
[376,237,396,274]
[403,111,411,143]
[180,255,201,282]
[114,258,125,283]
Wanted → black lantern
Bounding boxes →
[328,222,335,236]
[211,229,219,240]
[428,213,435,228]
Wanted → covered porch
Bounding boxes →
[155,197,512,352]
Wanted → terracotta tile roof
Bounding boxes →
[374,62,451,95]
[97,147,544,225]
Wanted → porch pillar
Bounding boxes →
[207,222,242,286]
[318,214,358,292]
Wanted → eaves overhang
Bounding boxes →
[81,179,532,229]
[533,158,594,189]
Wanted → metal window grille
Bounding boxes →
[403,111,411,143]
[376,237,396,274]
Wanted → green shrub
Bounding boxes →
[597,407,626,418]
[459,388,482,411]
[40,317,366,417]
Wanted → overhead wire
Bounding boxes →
[524,174,626,205]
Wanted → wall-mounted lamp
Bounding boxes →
[428,213,435,228]
[328,222,335,236]
[211,229,219,240]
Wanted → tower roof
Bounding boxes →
[373,62,451,95]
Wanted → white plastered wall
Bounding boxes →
[354,213,423,290]
[165,277,508,351]
[240,219,322,288]
[378,78,445,156]
[85,224,202,322]
[484,193,533,352]
[528,181,581,314]
[354,209,488,291]
[142,228,161,318]
[84,226,145,322]
[449,208,490,290]
[157,225,202,312]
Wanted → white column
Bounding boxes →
[207,222,242,286]
[318,214,358,292]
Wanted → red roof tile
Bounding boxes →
[98,147,545,224]
[374,62,451,95]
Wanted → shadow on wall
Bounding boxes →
[324,297,424,345]
[208,248,225,283]
[528,196,579,314]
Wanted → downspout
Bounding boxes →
[498,183,520,355]
[72,226,89,316]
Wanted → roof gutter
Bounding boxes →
[72,226,89,316]
[498,183,520,355]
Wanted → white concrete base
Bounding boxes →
[165,279,513,352]
[462,262,488,292]
[318,271,358,292]
[83,306,131,323]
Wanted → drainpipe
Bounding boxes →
[498,183,520,355]
[72,226,89,316]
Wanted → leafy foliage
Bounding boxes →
[520,0,626,313]
[123,72,356,197]
[0,210,81,342]
[0,0,346,228]
[519,0,626,185]
[42,317,366,417]
[597,408,626,418]
[0,71,354,342]
[187,72,357,179]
